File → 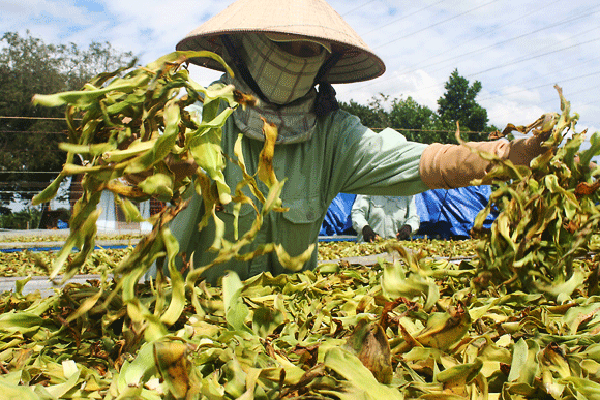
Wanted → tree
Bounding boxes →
[341,95,458,144]
[388,96,441,144]
[339,94,391,129]
[339,74,498,146]
[437,69,489,142]
[0,31,136,207]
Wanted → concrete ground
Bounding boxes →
[0,274,109,298]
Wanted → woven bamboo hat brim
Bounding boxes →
[176,0,386,84]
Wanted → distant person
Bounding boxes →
[351,195,420,242]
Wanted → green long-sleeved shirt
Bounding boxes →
[169,109,429,283]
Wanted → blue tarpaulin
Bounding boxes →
[319,187,497,239]
[319,192,357,236]
[414,186,497,239]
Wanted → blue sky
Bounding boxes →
[2,0,599,135]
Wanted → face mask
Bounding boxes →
[241,33,327,105]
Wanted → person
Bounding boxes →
[351,194,420,242]
[351,133,419,242]
[166,0,553,284]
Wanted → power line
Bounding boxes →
[339,33,600,106]
[0,116,70,121]
[1,151,66,154]
[579,98,600,108]
[370,127,488,134]
[0,130,67,134]
[341,0,378,17]
[372,0,501,50]
[0,182,58,188]
[0,171,60,174]
[0,191,49,194]
[491,84,600,123]
[359,0,446,36]
[393,0,565,75]
[468,36,600,78]
[478,69,600,102]
[477,54,600,102]
[401,7,600,78]
[338,5,600,99]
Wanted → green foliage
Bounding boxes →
[0,31,136,205]
[471,87,600,295]
[339,96,389,129]
[389,96,440,143]
[0,208,41,229]
[437,69,489,141]
[339,70,497,145]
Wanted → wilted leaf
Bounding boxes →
[324,347,403,400]
[344,318,393,383]
[154,340,195,399]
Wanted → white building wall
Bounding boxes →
[96,190,152,234]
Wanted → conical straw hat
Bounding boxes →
[176,0,386,84]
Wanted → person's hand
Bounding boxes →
[362,225,379,242]
[419,114,558,190]
[396,224,412,240]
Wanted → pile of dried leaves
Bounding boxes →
[317,239,479,261]
[1,245,600,399]
[0,239,475,278]
[2,51,600,399]
[0,247,132,277]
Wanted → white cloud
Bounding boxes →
[2,0,598,130]
[2,0,38,14]
[491,86,542,104]
[386,69,443,110]
[187,64,224,86]
[1,0,95,30]
[101,0,229,48]
[483,99,547,128]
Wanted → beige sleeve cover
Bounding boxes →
[419,134,550,190]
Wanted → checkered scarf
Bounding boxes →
[225,33,328,144]
[242,33,327,105]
